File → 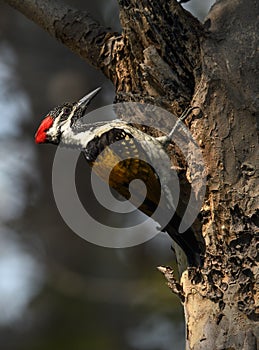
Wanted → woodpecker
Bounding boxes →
[35,88,204,267]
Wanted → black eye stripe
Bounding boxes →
[58,105,74,122]
[63,107,72,115]
[70,106,84,123]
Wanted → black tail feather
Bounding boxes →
[164,214,205,267]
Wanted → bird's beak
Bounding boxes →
[78,87,101,108]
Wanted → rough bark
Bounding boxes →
[180,1,259,348]
[3,0,258,348]
[107,0,203,111]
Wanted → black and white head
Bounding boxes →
[35,87,101,144]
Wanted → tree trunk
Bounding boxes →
[180,1,259,347]
[3,0,258,348]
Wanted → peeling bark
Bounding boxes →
[104,0,203,112]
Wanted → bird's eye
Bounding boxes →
[63,107,71,115]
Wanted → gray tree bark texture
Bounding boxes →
[3,0,258,348]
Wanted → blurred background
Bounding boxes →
[0,1,215,349]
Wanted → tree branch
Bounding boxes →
[4,0,204,112]
[3,0,116,70]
